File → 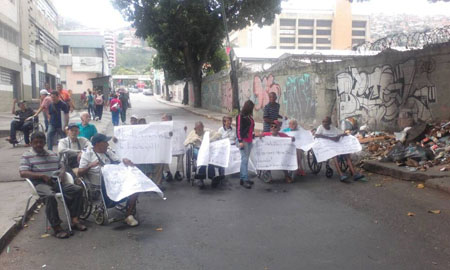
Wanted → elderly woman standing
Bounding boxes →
[282,119,306,176]
[236,100,255,189]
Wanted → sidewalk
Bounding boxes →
[157,97,450,195]
[0,110,111,253]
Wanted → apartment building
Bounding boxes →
[104,31,116,68]
[0,0,21,111]
[59,31,110,94]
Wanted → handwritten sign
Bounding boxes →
[101,164,165,202]
[250,136,298,171]
[196,131,210,166]
[312,135,362,163]
[208,139,231,167]
[172,121,187,156]
[224,146,256,175]
[114,122,173,164]
[286,128,315,151]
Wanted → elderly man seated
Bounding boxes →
[58,123,92,176]
[77,133,139,226]
[260,120,295,183]
[19,132,86,239]
[77,112,98,140]
[7,99,35,146]
[315,116,364,182]
[282,119,306,176]
[184,121,221,189]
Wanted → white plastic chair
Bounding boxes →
[23,172,74,234]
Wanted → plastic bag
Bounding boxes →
[404,145,434,161]
[385,142,406,162]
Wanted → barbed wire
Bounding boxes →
[353,25,450,52]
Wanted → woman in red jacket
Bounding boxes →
[236,100,255,189]
[109,93,122,126]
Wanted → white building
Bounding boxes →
[104,31,116,68]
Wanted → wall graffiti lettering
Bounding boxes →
[336,59,436,129]
[201,83,221,111]
[282,74,316,123]
[221,82,232,112]
[253,74,281,111]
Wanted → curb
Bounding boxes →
[156,97,225,123]
[363,160,450,195]
[0,196,39,254]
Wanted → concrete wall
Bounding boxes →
[61,66,96,94]
[177,43,450,132]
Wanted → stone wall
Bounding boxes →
[173,43,450,131]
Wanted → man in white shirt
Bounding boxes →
[58,123,91,176]
[77,133,139,227]
[315,116,364,182]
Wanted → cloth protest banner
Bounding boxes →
[196,131,210,166]
[114,121,173,164]
[101,164,165,202]
[224,146,256,175]
[311,135,362,163]
[208,139,231,167]
[286,128,315,151]
[251,136,298,171]
[172,121,187,156]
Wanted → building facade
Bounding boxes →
[104,31,116,68]
[0,0,21,111]
[59,31,110,94]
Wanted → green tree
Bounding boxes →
[113,0,282,107]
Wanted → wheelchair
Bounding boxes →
[185,143,223,187]
[13,116,44,147]
[306,150,349,178]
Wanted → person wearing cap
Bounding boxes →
[46,91,70,151]
[6,99,35,146]
[78,133,139,227]
[29,89,52,132]
[77,112,98,140]
[130,115,139,125]
[119,89,130,124]
[58,123,92,176]
[260,120,295,183]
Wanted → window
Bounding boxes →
[316,38,331,44]
[280,19,296,27]
[352,30,366,36]
[298,19,314,27]
[298,29,314,35]
[77,81,83,85]
[317,47,331,50]
[298,46,313,50]
[0,21,19,45]
[352,39,366,45]
[298,38,314,44]
[280,46,295,49]
[38,71,46,90]
[62,45,69,54]
[280,37,295,43]
[352,21,367,28]
[316,20,332,27]
[0,68,13,84]
[316,29,331,35]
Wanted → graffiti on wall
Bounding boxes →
[221,82,232,112]
[336,59,436,128]
[282,74,316,122]
[202,83,221,111]
[253,75,281,111]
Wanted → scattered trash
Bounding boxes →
[416,183,425,189]
[23,224,28,228]
[375,183,382,187]
[156,227,163,231]
[41,234,50,239]
[428,210,441,214]
[42,265,46,268]
[407,212,416,217]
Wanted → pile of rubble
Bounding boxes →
[358,121,450,172]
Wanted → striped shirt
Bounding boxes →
[263,102,281,132]
[20,149,61,184]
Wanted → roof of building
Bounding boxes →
[59,33,105,48]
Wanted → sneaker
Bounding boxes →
[174,171,183,181]
[165,172,173,182]
[353,173,365,181]
[198,179,206,190]
[340,175,349,182]
[296,169,306,176]
[125,215,139,227]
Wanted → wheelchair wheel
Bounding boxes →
[307,150,322,174]
[186,148,192,183]
[325,162,333,178]
[338,155,349,173]
[93,205,106,225]
[79,188,92,220]
[257,170,272,183]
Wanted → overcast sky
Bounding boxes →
[53,0,450,30]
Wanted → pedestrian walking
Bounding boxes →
[119,89,131,124]
[47,91,69,151]
[94,91,104,120]
[87,90,95,119]
[236,100,255,189]
[109,94,122,126]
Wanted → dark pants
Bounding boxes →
[120,107,127,123]
[35,181,83,227]
[43,114,49,132]
[88,104,95,119]
[10,120,33,144]
[47,124,66,151]
[95,105,103,120]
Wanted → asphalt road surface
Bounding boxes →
[1,94,449,270]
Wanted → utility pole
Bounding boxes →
[220,0,240,113]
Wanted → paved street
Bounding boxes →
[1,94,449,270]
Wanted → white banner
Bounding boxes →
[224,146,256,175]
[286,128,315,151]
[312,135,362,163]
[251,136,298,171]
[208,139,231,167]
[172,121,187,156]
[196,131,210,166]
[101,164,165,202]
[114,122,173,164]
